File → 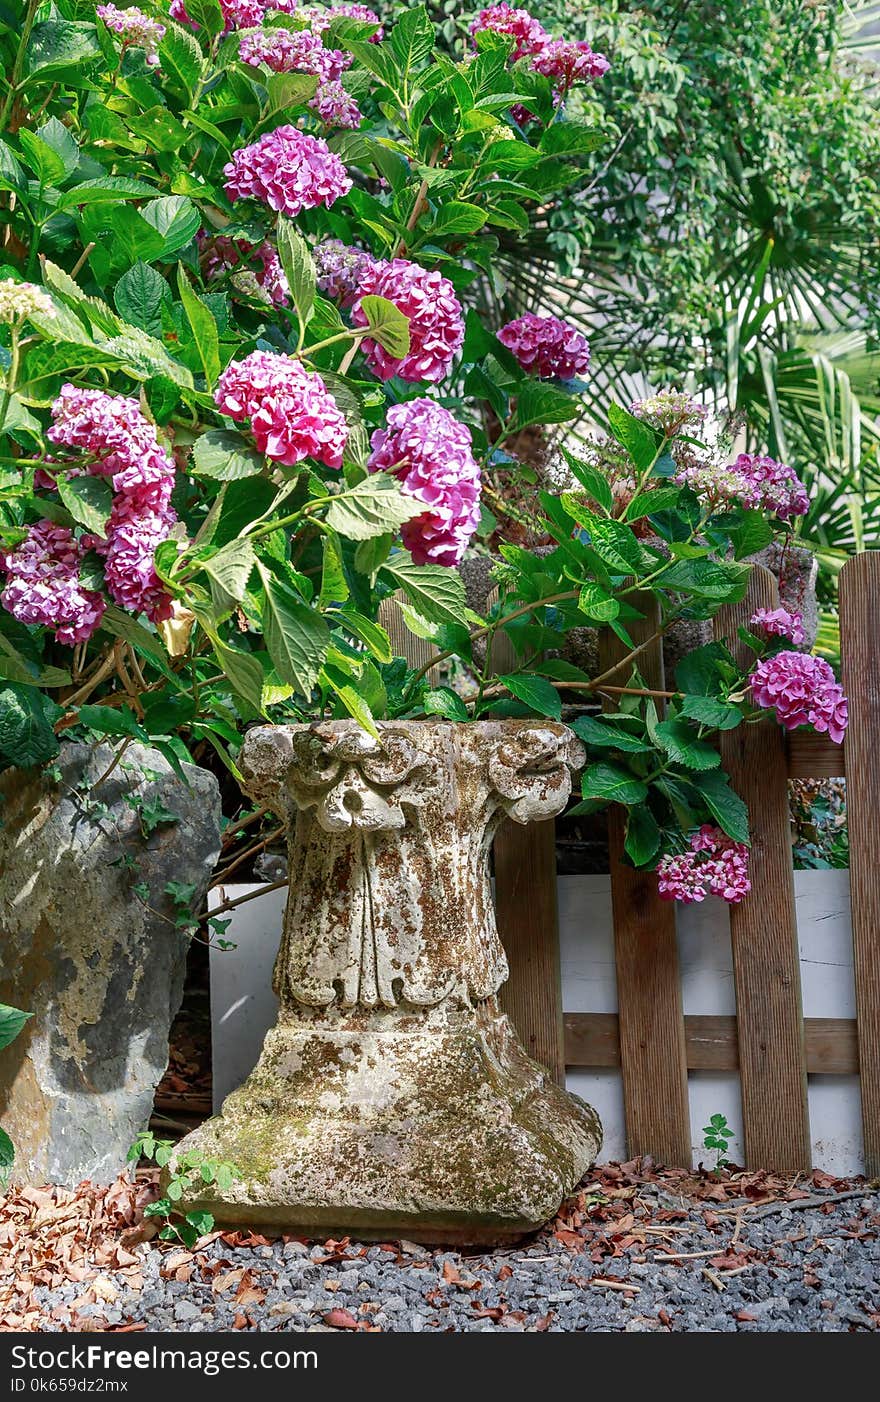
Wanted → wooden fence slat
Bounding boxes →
[786,730,845,779]
[377,591,439,686]
[486,589,566,1084]
[599,592,691,1165]
[716,566,811,1171]
[564,1013,859,1076]
[839,552,880,1175]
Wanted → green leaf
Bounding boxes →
[0,1003,32,1052]
[423,686,468,721]
[143,196,200,256]
[560,446,613,512]
[57,177,158,210]
[0,685,59,768]
[277,218,316,327]
[159,22,203,101]
[538,122,605,157]
[25,20,101,78]
[177,266,220,388]
[578,582,620,622]
[327,677,379,738]
[561,499,644,573]
[581,762,648,806]
[184,0,225,35]
[191,429,264,481]
[264,70,320,116]
[336,609,392,663]
[570,715,653,754]
[654,719,721,771]
[514,381,580,430]
[259,570,330,698]
[358,295,411,359]
[114,262,170,336]
[624,806,661,866]
[0,1126,13,1179]
[498,673,561,718]
[660,558,751,602]
[727,509,774,560]
[691,769,749,845]
[200,539,256,604]
[429,201,487,236]
[100,605,171,667]
[77,704,148,741]
[211,638,265,714]
[319,535,349,608]
[625,486,683,521]
[679,694,742,731]
[18,129,67,186]
[389,4,434,74]
[607,402,663,474]
[325,476,421,541]
[382,556,469,626]
[56,476,112,538]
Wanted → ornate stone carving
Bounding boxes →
[175,721,601,1242]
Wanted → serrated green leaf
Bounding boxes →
[691,769,750,844]
[177,266,220,388]
[423,686,468,721]
[324,475,421,541]
[679,694,743,731]
[624,805,661,865]
[607,402,663,474]
[381,556,469,626]
[654,719,721,771]
[498,672,561,718]
[581,761,648,806]
[259,569,330,698]
[359,294,411,359]
[277,218,315,326]
[56,475,112,538]
[114,262,170,337]
[191,429,264,481]
[570,714,653,753]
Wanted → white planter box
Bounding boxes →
[209,869,861,1174]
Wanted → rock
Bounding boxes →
[174,721,601,1242]
[0,742,221,1186]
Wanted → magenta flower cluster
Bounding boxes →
[749,651,848,744]
[498,312,590,380]
[96,4,165,65]
[471,6,609,99]
[223,125,351,218]
[1,522,106,646]
[304,3,383,40]
[367,399,482,566]
[200,234,289,306]
[731,452,810,522]
[657,825,751,906]
[238,27,350,83]
[750,607,806,646]
[313,239,377,307]
[169,0,297,31]
[353,259,465,383]
[214,350,348,469]
[309,79,362,129]
[470,5,549,59]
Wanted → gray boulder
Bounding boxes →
[0,742,221,1186]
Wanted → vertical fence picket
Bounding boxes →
[377,591,439,687]
[487,589,566,1085]
[599,592,691,1164]
[839,552,880,1175]
[715,565,811,1170]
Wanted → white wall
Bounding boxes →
[209,870,862,1173]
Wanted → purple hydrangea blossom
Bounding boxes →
[224,125,352,217]
[214,350,349,469]
[749,651,848,743]
[352,259,464,384]
[498,312,590,380]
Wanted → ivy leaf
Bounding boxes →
[0,1003,32,1052]
[498,673,561,719]
[259,569,330,698]
[177,265,220,388]
[277,217,316,327]
[691,769,750,845]
[654,719,721,771]
[381,556,469,626]
[55,475,112,538]
[358,295,411,358]
[581,762,649,806]
[324,475,421,541]
[191,429,264,481]
[607,402,663,474]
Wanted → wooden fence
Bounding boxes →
[491,552,880,1176]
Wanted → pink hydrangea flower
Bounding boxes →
[657,825,751,905]
[732,452,810,521]
[352,259,464,383]
[367,399,481,566]
[0,521,106,645]
[238,27,350,82]
[750,607,806,647]
[96,5,165,64]
[304,4,383,40]
[48,385,175,512]
[310,80,362,128]
[313,239,377,307]
[470,5,549,58]
[214,350,349,469]
[531,38,610,89]
[498,312,590,380]
[200,234,289,306]
[224,126,352,218]
[102,498,176,623]
[749,651,848,743]
[170,0,297,30]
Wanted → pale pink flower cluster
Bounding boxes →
[657,826,751,906]
[169,0,296,31]
[749,651,848,744]
[732,452,810,522]
[238,25,350,82]
[470,4,549,59]
[214,350,348,468]
[96,4,165,66]
[367,399,481,566]
[750,607,806,647]
[313,239,377,306]
[199,234,289,305]
[531,38,610,88]
[224,125,351,217]
[309,79,362,128]
[630,389,708,434]
[352,259,464,383]
[498,312,590,380]
[304,3,383,40]
[47,385,177,623]
[1,522,106,646]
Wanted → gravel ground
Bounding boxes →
[16,1164,880,1334]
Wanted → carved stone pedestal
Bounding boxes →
[176,721,601,1242]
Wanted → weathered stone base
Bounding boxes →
[176,999,601,1243]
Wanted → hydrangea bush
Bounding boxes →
[0,1,848,903]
